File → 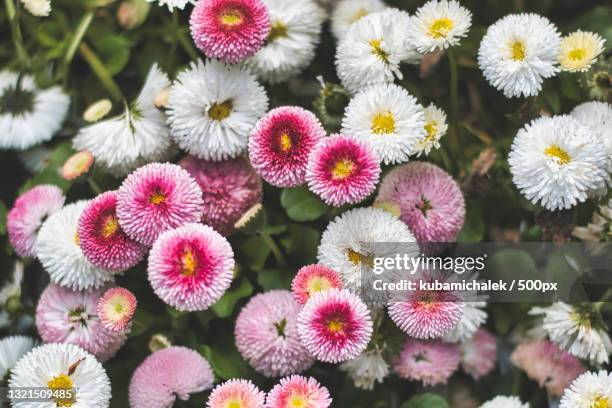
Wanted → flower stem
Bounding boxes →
[448,49,460,157]
[4,0,30,68]
[260,230,287,268]
[87,178,103,195]
[79,43,124,101]
[60,10,95,81]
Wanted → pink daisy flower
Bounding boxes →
[78,191,146,272]
[207,379,266,408]
[291,264,343,305]
[265,375,332,408]
[394,338,460,386]
[7,184,64,257]
[235,290,314,377]
[117,162,204,246]
[180,155,262,236]
[129,346,214,408]
[460,328,497,380]
[148,223,235,312]
[306,135,380,207]
[97,287,137,332]
[297,288,373,363]
[35,283,126,361]
[249,106,326,188]
[190,0,270,64]
[376,161,465,245]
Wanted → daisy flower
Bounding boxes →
[83,99,112,123]
[117,162,203,246]
[339,347,389,390]
[393,339,460,386]
[265,375,332,408]
[306,135,380,207]
[20,0,51,16]
[9,343,111,408]
[235,290,314,377]
[341,83,425,164]
[0,336,35,380]
[97,287,138,332]
[0,71,69,150]
[207,379,266,408]
[559,30,605,73]
[508,115,610,211]
[443,301,487,342]
[62,151,94,180]
[560,370,612,408]
[330,0,387,41]
[480,396,528,408]
[129,346,214,408]
[7,184,64,258]
[407,0,472,53]
[249,106,326,188]
[571,101,612,178]
[297,288,373,363]
[460,328,497,380]
[148,223,235,312]
[583,56,611,101]
[147,0,194,11]
[167,59,268,160]
[413,104,448,157]
[478,13,561,98]
[291,264,343,305]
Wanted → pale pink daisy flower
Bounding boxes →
[207,379,266,408]
[97,287,137,332]
[291,264,343,305]
[249,106,326,187]
[129,346,214,408]
[148,223,235,312]
[180,155,262,236]
[235,290,314,377]
[117,162,203,246]
[78,191,146,272]
[394,339,460,386]
[306,135,380,207]
[265,375,332,408]
[298,288,373,363]
[460,328,497,380]
[7,184,64,257]
[190,0,270,64]
[35,283,126,361]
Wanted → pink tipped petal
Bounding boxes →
[461,328,498,380]
[265,375,332,408]
[97,287,137,332]
[207,379,266,408]
[291,264,343,305]
[394,338,460,386]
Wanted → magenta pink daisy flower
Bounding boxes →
[265,375,332,408]
[190,0,270,64]
[35,283,126,361]
[460,328,497,380]
[129,346,214,408]
[180,155,262,236]
[78,191,146,272]
[249,106,326,188]
[376,161,465,245]
[148,223,234,312]
[7,184,64,257]
[97,287,137,332]
[235,290,314,377]
[291,264,343,305]
[117,162,204,246]
[394,339,460,386]
[297,288,373,363]
[207,379,266,408]
[306,135,380,207]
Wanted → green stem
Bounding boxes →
[177,28,199,61]
[448,49,459,156]
[87,177,103,194]
[60,10,94,81]
[260,230,287,268]
[79,43,124,101]
[5,0,30,68]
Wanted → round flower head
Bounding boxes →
[129,346,214,408]
[443,301,487,342]
[265,375,332,408]
[9,343,111,408]
[339,347,389,390]
[167,59,269,160]
[62,150,94,180]
[180,155,262,235]
[508,115,610,211]
[393,339,460,386]
[291,264,343,305]
[460,328,497,380]
[7,184,64,257]
[376,161,465,244]
[249,106,326,187]
[117,162,204,246]
[207,379,266,408]
[478,13,561,98]
[297,288,373,363]
[480,396,528,408]
[148,223,235,312]
[190,0,270,64]
[413,104,448,157]
[149,0,194,11]
[407,0,472,53]
[559,30,605,73]
[0,336,35,380]
[560,370,612,408]
[306,135,380,207]
[584,56,611,101]
[36,284,127,362]
[97,287,137,332]
[571,101,612,178]
[78,191,146,272]
[235,290,314,377]
[20,0,51,16]
[331,0,387,41]
[37,201,115,290]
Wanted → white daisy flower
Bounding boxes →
[341,83,425,164]
[9,343,111,408]
[167,59,268,161]
[530,302,612,364]
[0,336,35,380]
[0,71,69,150]
[508,115,610,211]
[443,302,487,342]
[245,0,326,84]
[571,101,612,178]
[478,13,561,98]
[336,8,420,94]
[339,347,389,390]
[147,0,193,11]
[559,30,605,73]
[407,0,472,54]
[36,201,114,291]
[331,0,387,41]
[480,396,528,408]
[19,0,51,16]
[560,370,612,408]
[73,64,174,175]
[413,103,448,157]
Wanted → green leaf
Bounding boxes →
[280,187,328,222]
[401,394,449,408]
[211,278,253,318]
[92,35,132,75]
[241,236,271,271]
[280,224,320,265]
[0,201,7,235]
[257,268,293,291]
[199,341,251,380]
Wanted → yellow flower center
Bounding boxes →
[208,100,233,121]
[429,18,453,39]
[331,159,354,180]
[424,121,438,141]
[289,395,307,408]
[347,248,374,268]
[544,145,571,165]
[268,20,288,42]
[219,8,244,26]
[307,276,332,295]
[327,319,344,333]
[593,396,610,408]
[371,111,396,134]
[279,131,292,152]
[74,232,81,246]
[369,39,390,63]
[48,374,75,407]
[511,40,526,61]
[102,216,119,238]
[181,249,197,277]
[568,48,586,61]
[226,401,242,408]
